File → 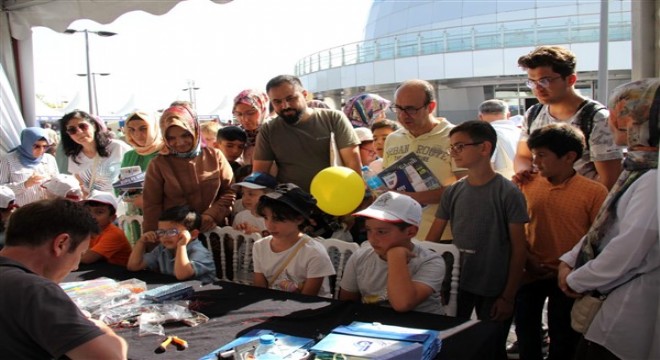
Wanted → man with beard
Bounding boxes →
[253,75,361,192]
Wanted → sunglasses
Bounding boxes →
[66,122,91,135]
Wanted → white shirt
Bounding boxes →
[0,152,59,206]
[67,139,131,193]
[560,170,659,360]
[489,119,520,179]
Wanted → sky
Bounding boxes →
[32,0,373,118]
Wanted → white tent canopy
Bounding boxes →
[0,0,231,148]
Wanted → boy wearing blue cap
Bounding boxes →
[231,172,277,236]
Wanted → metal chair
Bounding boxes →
[412,239,460,317]
[317,238,360,299]
[205,226,261,285]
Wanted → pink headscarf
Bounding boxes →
[233,89,269,115]
[159,104,201,158]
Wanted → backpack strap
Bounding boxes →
[576,100,606,151]
[526,103,543,135]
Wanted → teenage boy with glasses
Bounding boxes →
[427,120,529,360]
[513,45,623,190]
[383,79,464,240]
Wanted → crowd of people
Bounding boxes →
[0,45,658,360]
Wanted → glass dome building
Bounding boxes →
[296,0,632,122]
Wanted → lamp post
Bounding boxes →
[77,73,110,115]
[65,28,117,115]
[182,80,200,110]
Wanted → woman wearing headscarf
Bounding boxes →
[0,127,59,205]
[60,110,131,195]
[142,103,234,233]
[558,78,660,360]
[232,89,269,165]
[343,93,391,128]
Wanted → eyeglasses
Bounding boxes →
[391,103,429,116]
[525,76,562,89]
[447,142,484,154]
[232,110,259,118]
[32,144,50,150]
[65,122,91,135]
[155,228,180,238]
[359,146,376,155]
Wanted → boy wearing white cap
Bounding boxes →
[80,191,132,266]
[339,191,446,314]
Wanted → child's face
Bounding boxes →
[372,127,394,158]
[448,132,487,169]
[215,139,246,162]
[365,219,416,257]
[156,221,191,250]
[359,142,377,165]
[241,187,267,212]
[261,208,302,240]
[202,132,217,148]
[531,147,573,180]
[84,203,116,229]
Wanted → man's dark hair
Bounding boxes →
[159,205,202,232]
[217,126,247,143]
[83,201,116,216]
[450,120,498,156]
[256,196,309,231]
[371,119,400,132]
[5,199,99,252]
[517,45,577,77]
[266,75,304,93]
[527,123,585,161]
[59,110,111,163]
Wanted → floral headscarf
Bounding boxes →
[233,89,269,146]
[124,110,164,156]
[159,104,201,158]
[343,93,391,128]
[575,78,660,268]
[10,127,51,168]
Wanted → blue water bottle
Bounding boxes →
[253,334,279,360]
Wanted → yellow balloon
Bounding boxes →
[310,166,365,216]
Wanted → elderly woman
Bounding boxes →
[60,110,130,195]
[142,103,234,233]
[0,127,59,205]
[558,78,660,360]
[343,93,391,128]
[232,89,269,165]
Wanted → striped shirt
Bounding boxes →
[0,151,60,206]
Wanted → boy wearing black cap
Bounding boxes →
[252,183,335,297]
[339,191,446,314]
[231,172,277,236]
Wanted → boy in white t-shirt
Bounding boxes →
[252,183,335,297]
[231,172,277,237]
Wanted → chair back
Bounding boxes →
[412,239,460,317]
[117,215,143,246]
[204,226,260,285]
[317,238,360,299]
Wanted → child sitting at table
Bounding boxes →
[339,191,446,314]
[80,191,132,266]
[231,172,277,236]
[252,183,335,297]
[127,205,216,284]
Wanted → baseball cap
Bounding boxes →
[231,172,278,190]
[353,191,421,227]
[354,127,374,143]
[0,185,16,208]
[41,174,83,200]
[263,183,317,220]
[84,190,118,211]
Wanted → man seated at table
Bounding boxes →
[339,192,446,314]
[81,191,132,266]
[127,205,216,284]
[0,198,128,359]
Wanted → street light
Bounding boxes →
[65,28,117,114]
[182,80,200,110]
[77,73,110,115]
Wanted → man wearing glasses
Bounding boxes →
[383,79,464,240]
[514,45,622,190]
